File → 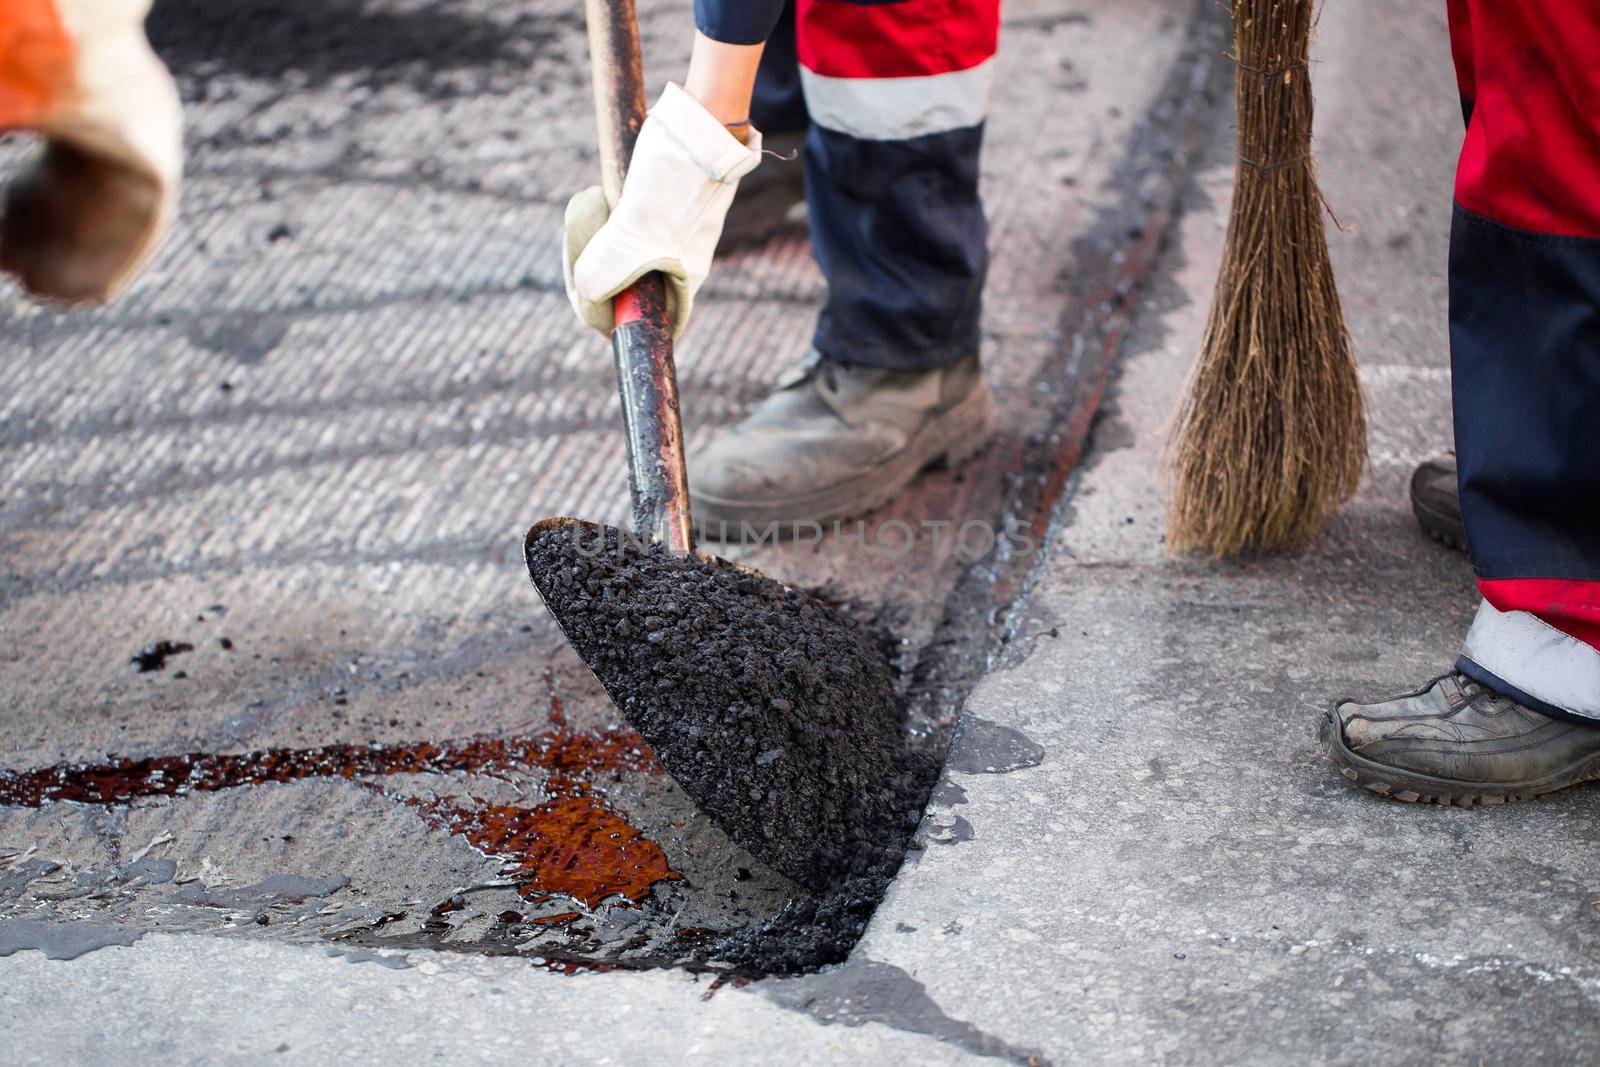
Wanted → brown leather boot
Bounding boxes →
[691,354,995,536]
[1321,672,1600,805]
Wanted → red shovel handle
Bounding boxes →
[585,0,695,555]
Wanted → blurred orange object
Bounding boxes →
[0,0,77,127]
[0,0,181,302]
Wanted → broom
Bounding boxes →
[1165,0,1366,556]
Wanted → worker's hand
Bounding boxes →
[0,0,183,303]
[564,83,762,340]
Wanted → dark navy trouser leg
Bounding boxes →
[805,123,987,371]
[745,0,998,372]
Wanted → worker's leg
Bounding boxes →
[691,0,1000,533]
[1446,0,1600,720]
[797,0,998,371]
[1324,0,1600,800]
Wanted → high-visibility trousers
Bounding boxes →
[707,0,1000,371]
[1447,0,1600,721]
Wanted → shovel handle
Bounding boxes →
[584,0,695,556]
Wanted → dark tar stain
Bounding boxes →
[946,716,1045,775]
[0,727,656,808]
[0,919,145,960]
[0,720,679,909]
[130,640,194,672]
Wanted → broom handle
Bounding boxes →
[585,0,696,556]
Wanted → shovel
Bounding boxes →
[523,0,926,893]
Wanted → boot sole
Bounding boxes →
[1318,708,1600,807]
[692,383,997,539]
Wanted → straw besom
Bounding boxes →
[1166,0,1367,556]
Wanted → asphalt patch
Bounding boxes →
[525,522,935,895]
[697,873,902,974]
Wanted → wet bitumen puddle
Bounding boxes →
[1,600,1022,977]
[0,546,1055,978]
[0,654,820,977]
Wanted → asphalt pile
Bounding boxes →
[525,523,934,929]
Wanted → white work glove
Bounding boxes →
[0,0,183,302]
[564,82,762,340]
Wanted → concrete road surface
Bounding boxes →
[5,0,1598,1063]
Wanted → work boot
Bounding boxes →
[1321,672,1600,805]
[691,354,996,535]
[1410,453,1466,551]
[719,132,806,248]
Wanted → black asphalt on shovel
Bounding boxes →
[523,0,928,893]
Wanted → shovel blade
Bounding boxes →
[524,517,927,892]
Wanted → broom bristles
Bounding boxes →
[1165,0,1367,557]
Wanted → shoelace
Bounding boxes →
[1453,672,1507,710]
